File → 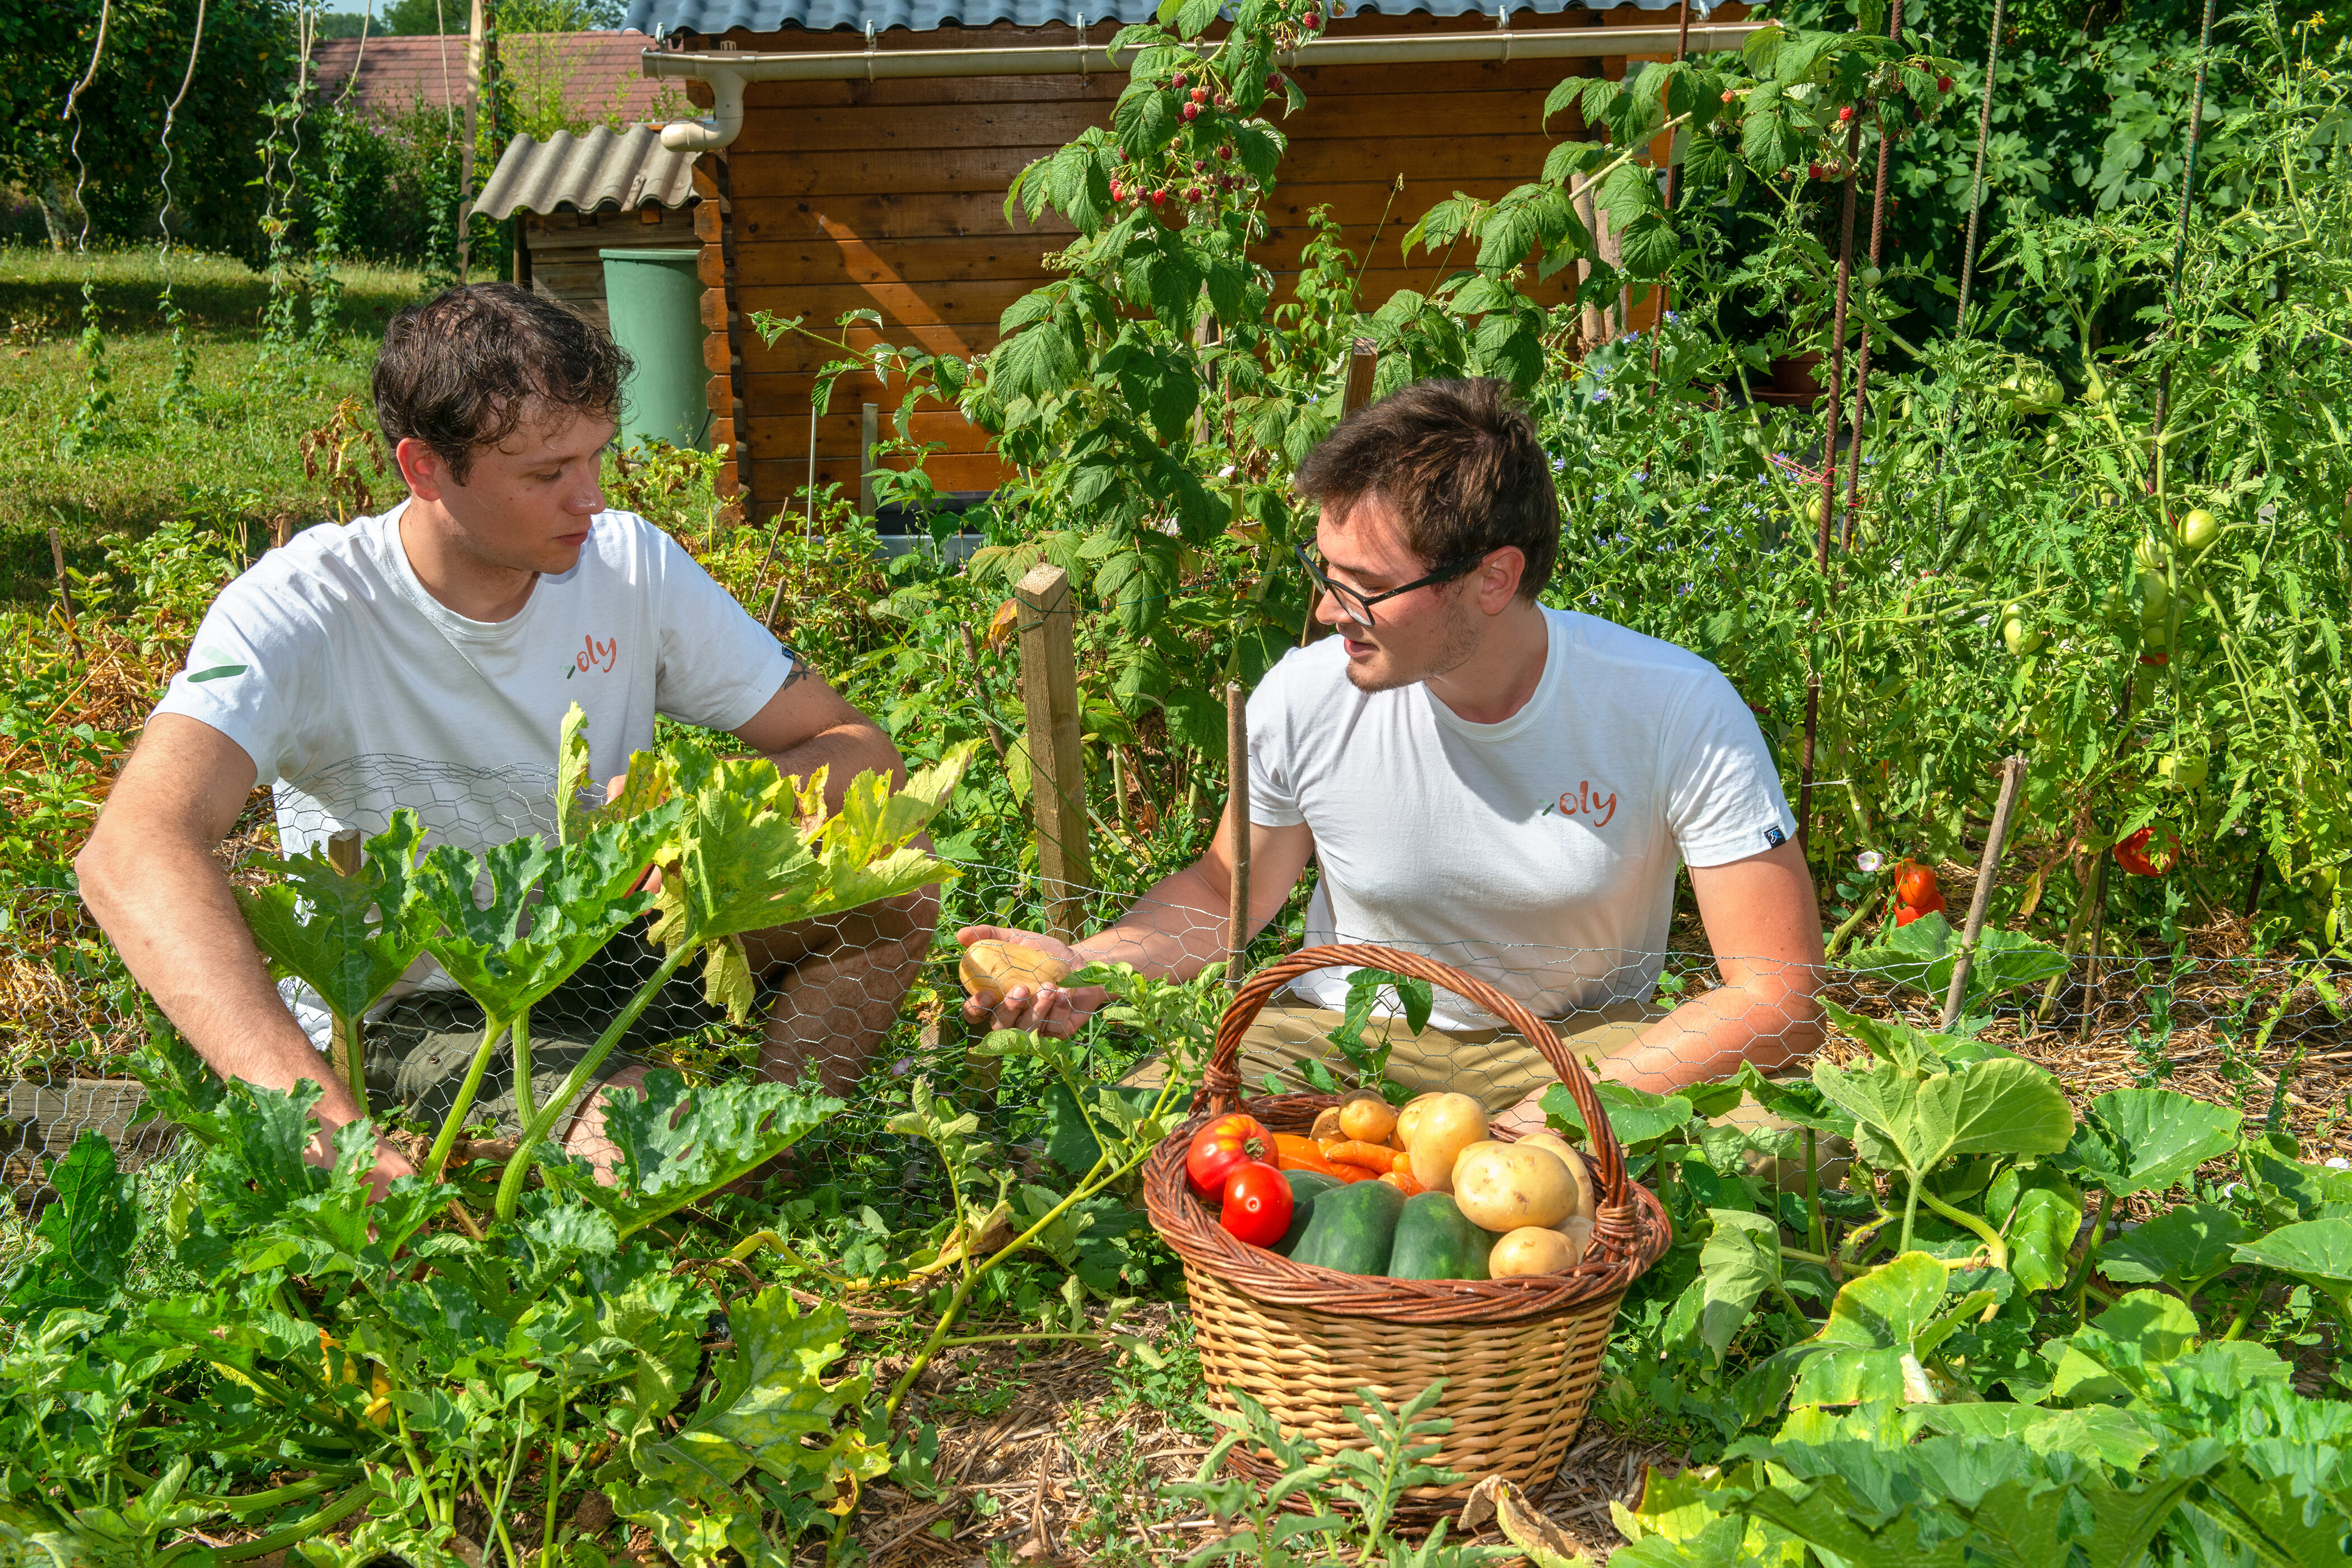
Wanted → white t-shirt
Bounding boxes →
[1247,606,1796,1030]
[155,503,792,1025]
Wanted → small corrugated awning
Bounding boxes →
[623,0,1701,36]
[474,126,701,220]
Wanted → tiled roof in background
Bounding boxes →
[312,32,673,120]
[621,0,1693,39]
[473,126,701,218]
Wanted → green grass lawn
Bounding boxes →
[0,245,427,609]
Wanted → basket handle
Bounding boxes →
[1197,944,1636,1234]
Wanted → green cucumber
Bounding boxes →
[1385,1193,1499,1281]
[1289,1178,1404,1276]
[1271,1171,1343,1257]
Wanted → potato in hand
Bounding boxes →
[958,939,1072,1006]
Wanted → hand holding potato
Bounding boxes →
[954,926,1104,1037]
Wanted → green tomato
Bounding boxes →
[2136,569,2171,619]
[2134,532,2169,572]
[1803,493,1828,528]
[2158,753,2208,791]
[2002,617,2044,656]
[2082,373,2106,406]
[2179,507,2221,552]
[1861,264,1883,288]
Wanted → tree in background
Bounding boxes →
[374,0,620,32]
[0,0,294,256]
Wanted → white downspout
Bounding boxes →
[646,18,1766,153]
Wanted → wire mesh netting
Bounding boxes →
[2,753,2349,1242]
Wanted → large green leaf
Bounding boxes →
[2,1132,138,1316]
[1910,1403,2162,1469]
[2232,1218,2352,1320]
[2004,1186,2082,1294]
[1700,1209,1785,1365]
[1842,913,2068,1006]
[413,794,679,1024]
[2057,1088,2243,1197]
[647,745,970,1020]
[235,810,431,1022]
[1788,1252,1989,1407]
[2098,1202,2249,1296]
[1817,1054,2073,1174]
[590,1071,844,1238]
[1541,1078,1695,1151]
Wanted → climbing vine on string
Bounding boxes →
[59,0,115,461]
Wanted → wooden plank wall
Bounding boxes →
[522,204,702,334]
[685,6,1741,519]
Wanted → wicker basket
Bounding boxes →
[1143,945,1671,1515]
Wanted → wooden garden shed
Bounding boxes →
[619,0,1756,524]
[475,125,703,334]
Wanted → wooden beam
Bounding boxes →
[1016,564,1090,941]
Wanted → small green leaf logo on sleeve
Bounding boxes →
[185,645,250,684]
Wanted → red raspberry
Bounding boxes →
[1266,72,1282,88]
[1838,104,1855,122]
[1721,89,1736,104]
[1173,71,1187,88]
[1304,8,1319,23]
[1191,86,1208,103]
[1217,143,1234,159]
[1181,102,1200,120]
[1938,74,1954,92]
[1109,180,1124,200]
[1808,162,1823,179]
[1150,189,1166,205]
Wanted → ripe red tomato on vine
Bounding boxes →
[2115,827,2178,878]
[1892,860,1940,909]
[1187,1113,1274,1202]
[1217,1162,1294,1247]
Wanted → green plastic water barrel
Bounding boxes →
[600,248,708,452]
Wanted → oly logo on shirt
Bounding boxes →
[567,634,619,679]
[1544,780,1618,828]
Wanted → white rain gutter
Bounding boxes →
[644,17,1767,151]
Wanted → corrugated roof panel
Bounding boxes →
[474,125,701,218]
[623,0,1695,39]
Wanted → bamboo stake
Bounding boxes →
[1953,0,2006,335]
[1842,0,1903,540]
[1798,119,1864,865]
[1940,755,2028,1029]
[1226,681,1250,992]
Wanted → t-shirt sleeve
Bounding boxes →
[652,530,796,732]
[1245,660,1308,829]
[1660,668,1800,867]
[148,571,317,786]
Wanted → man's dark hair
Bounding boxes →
[372,283,632,483]
[1293,377,1560,600]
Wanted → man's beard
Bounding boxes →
[1340,595,1481,694]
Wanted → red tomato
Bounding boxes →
[1893,886,1946,927]
[1187,1113,1273,1202]
[1218,1161,1294,1248]
[2115,827,2176,878]
[1892,860,1940,909]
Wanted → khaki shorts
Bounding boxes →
[1123,999,1841,1184]
[362,930,732,1138]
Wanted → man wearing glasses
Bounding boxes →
[957,377,1822,1130]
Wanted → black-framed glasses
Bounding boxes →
[1291,543,1482,626]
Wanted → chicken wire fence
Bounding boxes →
[3,755,2349,1235]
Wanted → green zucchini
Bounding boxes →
[1289,1178,1404,1276]
[1385,1192,1499,1281]
[1271,1170,1343,1257]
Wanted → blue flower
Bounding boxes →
[1592,388,1612,403]
[1664,310,1681,323]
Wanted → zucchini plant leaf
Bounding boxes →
[2097,1202,2248,1296]
[1542,1079,1695,1152]
[1699,1208,1784,1365]
[234,810,431,1022]
[2231,1217,2352,1323]
[2056,1088,2242,1197]
[1818,1054,2073,1175]
[2,1132,138,1316]
[647,744,973,1020]
[586,1071,844,1237]
[1844,914,2068,1007]
[1786,1252,1992,1407]
[414,798,679,1025]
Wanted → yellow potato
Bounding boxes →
[1515,1131,1597,1222]
[1488,1226,1576,1277]
[1337,1088,1399,1145]
[1403,1093,1488,1193]
[1310,1105,1346,1142]
[958,940,1072,1005]
[1551,1215,1595,1266]
[1394,1092,1443,1147]
[1450,1141,1576,1231]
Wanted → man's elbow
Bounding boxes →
[74,827,129,928]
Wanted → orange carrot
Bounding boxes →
[1323,1140,1399,1173]
[1379,1167,1426,1196]
[1273,1134,1346,1179]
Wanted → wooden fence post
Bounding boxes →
[325,828,368,1105]
[1016,564,1090,942]
[1342,337,1378,416]
[1226,680,1251,991]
